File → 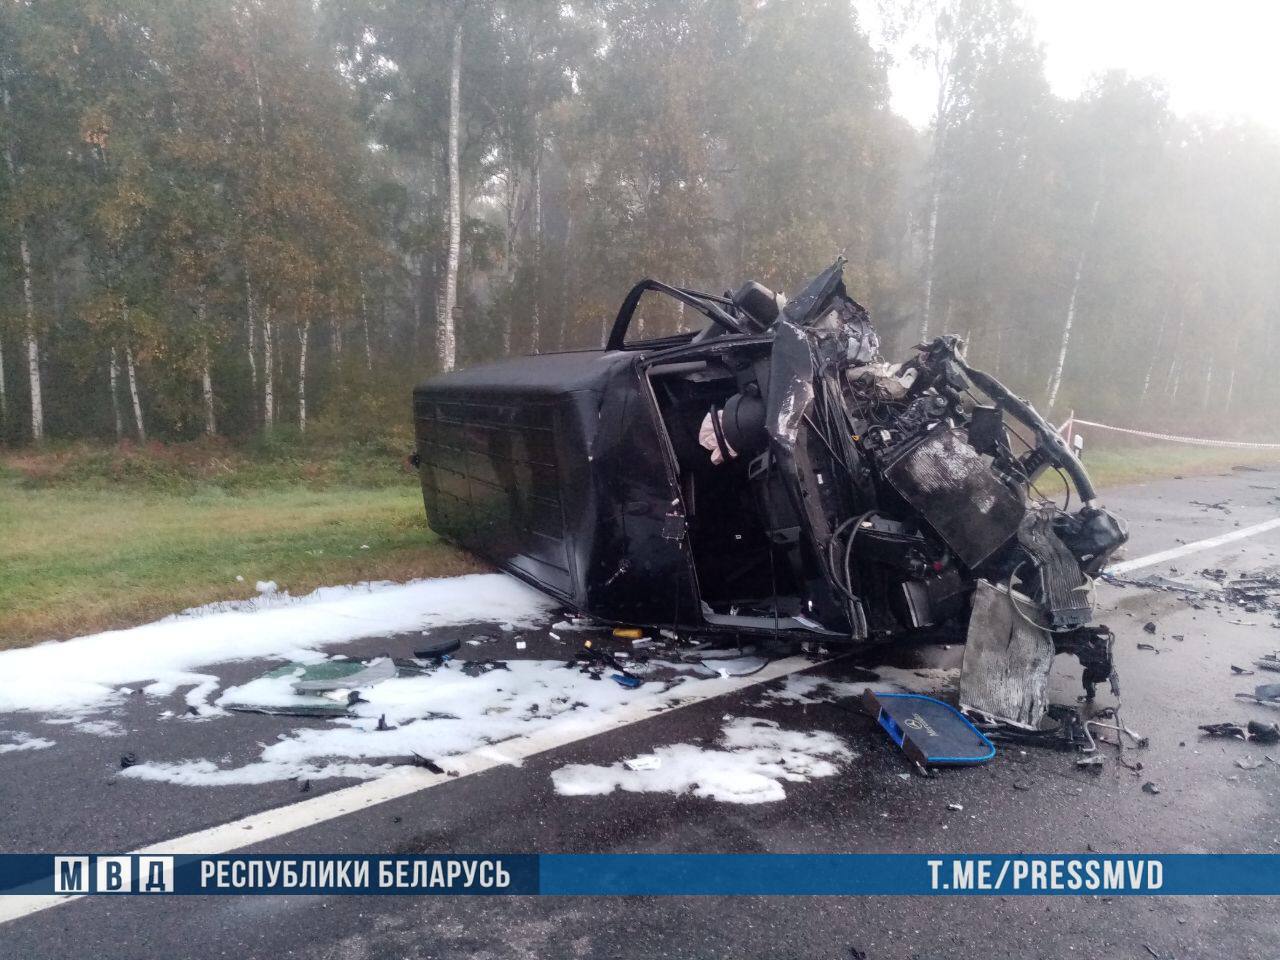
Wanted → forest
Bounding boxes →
[1,0,1278,448]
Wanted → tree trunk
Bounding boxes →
[3,77,43,442]
[1201,354,1214,412]
[262,306,275,430]
[201,352,216,438]
[0,336,6,427]
[196,295,216,437]
[297,317,310,432]
[124,341,145,443]
[360,278,372,371]
[1046,195,1102,411]
[438,16,463,372]
[921,52,950,344]
[920,185,940,342]
[1225,365,1236,414]
[20,237,43,442]
[330,307,342,372]
[1138,309,1167,405]
[108,347,124,441]
[244,271,260,409]
[1162,310,1186,397]
[560,211,574,352]
[529,151,542,354]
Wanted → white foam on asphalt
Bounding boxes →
[0,573,555,716]
[123,660,689,787]
[551,717,853,804]
[0,731,55,754]
[0,656,812,927]
[3,523,1277,925]
[46,719,125,738]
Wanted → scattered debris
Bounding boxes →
[1136,643,1158,652]
[1190,499,1232,513]
[292,658,397,694]
[461,659,510,678]
[623,755,662,772]
[120,752,139,769]
[1231,665,1255,675]
[865,690,994,766]
[1143,621,1157,634]
[1141,781,1161,795]
[1235,756,1265,770]
[409,752,444,774]
[1251,721,1280,744]
[0,573,557,717]
[1108,566,1280,632]
[1076,755,1105,770]
[224,658,437,718]
[1254,682,1280,701]
[1200,722,1249,741]
[413,636,463,658]
[968,704,1088,753]
[1255,655,1280,673]
[946,802,964,811]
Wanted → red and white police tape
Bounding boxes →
[1057,412,1280,451]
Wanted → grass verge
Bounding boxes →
[0,443,484,648]
[1078,444,1280,489]
[1,439,1275,650]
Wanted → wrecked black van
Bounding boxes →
[412,260,1127,721]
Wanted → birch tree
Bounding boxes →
[1,73,43,441]
[1045,193,1100,411]
[438,14,464,372]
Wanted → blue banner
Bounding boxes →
[2,853,1280,896]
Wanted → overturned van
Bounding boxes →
[412,260,1128,719]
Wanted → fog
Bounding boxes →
[1,0,1276,445]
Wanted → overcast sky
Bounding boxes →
[861,0,1280,132]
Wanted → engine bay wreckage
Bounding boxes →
[412,259,1129,728]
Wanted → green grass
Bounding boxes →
[1080,444,1280,488]
[0,443,483,648]
[0,437,1275,650]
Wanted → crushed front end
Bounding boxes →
[413,258,1128,726]
[708,259,1128,724]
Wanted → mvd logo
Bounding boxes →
[54,856,175,894]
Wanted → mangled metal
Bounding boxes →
[412,259,1128,722]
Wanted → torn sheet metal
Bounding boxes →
[959,580,1055,728]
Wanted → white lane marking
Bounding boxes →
[0,656,811,926]
[1105,516,1280,576]
[6,514,1280,926]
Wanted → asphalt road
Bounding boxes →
[3,466,1280,959]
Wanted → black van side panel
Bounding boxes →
[412,350,700,627]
